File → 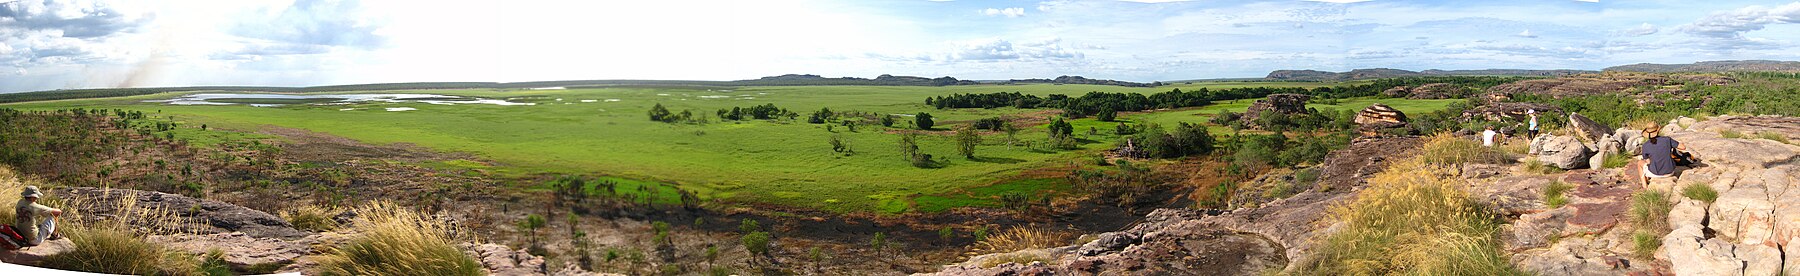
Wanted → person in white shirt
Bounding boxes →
[1482,125,1499,147]
[1527,109,1540,138]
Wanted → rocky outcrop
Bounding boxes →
[153,232,322,272]
[1242,94,1312,129]
[1536,135,1592,170]
[925,137,1423,276]
[1354,104,1409,136]
[0,239,74,266]
[53,187,309,239]
[1461,102,1562,122]
[1568,113,1612,142]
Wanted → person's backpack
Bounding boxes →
[1674,149,1697,166]
[0,225,26,250]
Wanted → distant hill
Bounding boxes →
[1265,68,1592,81]
[1000,75,1155,87]
[1604,60,1800,73]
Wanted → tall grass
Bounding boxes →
[1601,153,1632,169]
[1757,132,1791,144]
[1522,159,1564,175]
[1304,134,1525,275]
[1630,190,1674,233]
[1719,130,1746,139]
[1,165,210,275]
[312,201,484,276]
[1418,133,1511,166]
[281,205,343,232]
[971,227,1073,255]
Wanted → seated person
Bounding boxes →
[1640,123,1688,187]
[13,185,62,246]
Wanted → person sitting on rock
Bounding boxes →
[13,185,62,247]
[1482,125,1499,147]
[1640,123,1688,187]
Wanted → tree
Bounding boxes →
[880,115,897,127]
[742,231,772,265]
[648,103,673,122]
[829,134,851,154]
[871,232,888,254]
[915,112,935,130]
[1096,107,1118,122]
[900,132,932,168]
[652,221,673,247]
[955,125,980,159]
[740,218,760,233]
[520,214,547,246]
[938,226,955,241]
[809,246,826,273]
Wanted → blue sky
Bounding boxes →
[1,0,1798,93]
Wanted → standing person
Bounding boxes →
[1526,109,1540,138]
[1482,125,1499,147]
[1640,123,1687,187]
[14,185,62,246]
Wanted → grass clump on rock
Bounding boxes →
[39,225,203,275]
[1304,134,1525,275]
[972,227,1072,255]
[281,205,343,232]
[1681,183,1718,204]
[1543,181,1572,208]
[313,201,483,276]
[1418,133,1511,166]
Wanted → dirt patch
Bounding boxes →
[258,126,470,163]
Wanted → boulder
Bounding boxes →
[1664,225,1747,276]
[1614,128,1644,155]
[1077,232,1140,256]
[1530,135,1552,155]
[1537,135,1592,170]
[53,187,308,239]
[1243,94,1312,128]
[1407,83,1465,99]
[1503,207,1572,251]
[1594,134,1622,154]
[1587,150,1611,171]
[1382,86,1411,98]
[1568,113,1611,142]
[1354,104,1410,136]
[467,243,548,275]
[0,239,75,266]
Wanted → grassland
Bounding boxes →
[1,81,1451,213]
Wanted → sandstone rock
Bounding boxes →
[1530,135,1552,155]
[1595,134,1623,154]
[1709,180,1776,245]
[1737,245,1783,276]
[1569,113,1612,142]
[1666,200,1708,232]
[53,187,308,239]
[467,243,548,275]
[1588,151,1611,172]
[1462,102,1562,122]
[1354,103,1408,125]
[1663,225,1745,276]
[1077,232,1140,256]
[151,232,315,271]
[1243,94,1312,129]
[1511,236,1626,275]
[1504,207,1572,251]
[1408,83,1465,99]
[1538,135,1593,170]
[1382,86,1411,98]
[1615,128,1645,155]
[0,239,74,266]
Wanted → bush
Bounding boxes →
[313,202,483,276]
[1523,159,1564,174]
[282,205,343,232]
[1543,182,1572,208]
[39,226,201,275]
[915,112,935,130]
[1681,183,1718,204]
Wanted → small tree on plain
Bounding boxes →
[955,124,980,159]
[915,112,935,130]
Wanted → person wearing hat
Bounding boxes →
[13,185,62,246]
[1526,109,1540,138]
[1640,123,1687,187]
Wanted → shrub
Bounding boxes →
[313,202,483,276]
[971,227,1071,254]
[1543,181,1572,208]
[1681,183,1718,204]
[281,205,343,232]
[915,112,935,130]
[742,231,772,260]
[1523,159,1564,175]
[1304,155,1524,275]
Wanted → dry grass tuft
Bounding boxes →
[971,226,1074,255]
[1419,133,1511,166]
[977,251,1050,268]
[281,205,344,232]
[1,165,208,275]
[311,201,483,276]
[1303,134,1525,275]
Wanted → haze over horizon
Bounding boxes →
[3,0,1800,93]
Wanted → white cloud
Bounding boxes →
[980,7,1025,18]
[1626,23,1658,36]
[1304,0,1373,4]
[1678,2,1800,49]
[1515,29,1537,38]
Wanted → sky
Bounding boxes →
[1,0,1799,93]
